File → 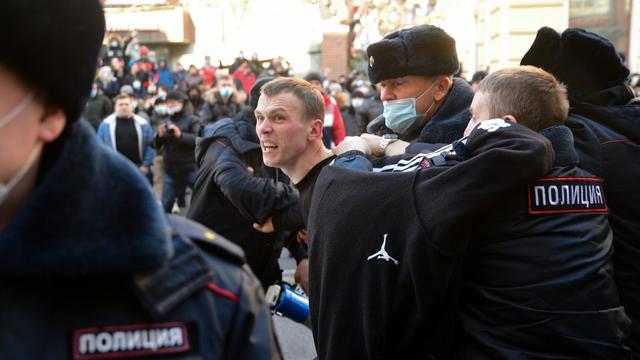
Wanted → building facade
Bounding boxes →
[429,0,640,78]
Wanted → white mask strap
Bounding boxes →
[0,93,34,129]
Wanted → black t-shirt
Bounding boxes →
[294,155,336,226]
[115,117,141,165]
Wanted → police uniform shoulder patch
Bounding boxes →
[73,322,190,359]
[167,214,245,265]
[528,177,608,214]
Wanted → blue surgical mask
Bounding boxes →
[220,87,233,98]
[133,81,142,91]
[155,105,167,116]
[90,89,97,98]
[383,80,439,135]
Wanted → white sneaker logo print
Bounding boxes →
[477,118,511,132]
[367,234,398,265]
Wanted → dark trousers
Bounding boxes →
[162,170,197,213]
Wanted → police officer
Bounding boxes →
[365,24,474,153]
[0,1,280,359]
[521,26,640,354]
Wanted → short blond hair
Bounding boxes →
[478,66,569,131]
[260,77,325,121]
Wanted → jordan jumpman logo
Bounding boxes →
[367,234,398,265]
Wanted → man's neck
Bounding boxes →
[284,143,333,184]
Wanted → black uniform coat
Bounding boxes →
[308,122,554,359]
[0,121,279,359]
[564,86,640,352]
[456,126,631,359]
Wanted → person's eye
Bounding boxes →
[274,115,285,122]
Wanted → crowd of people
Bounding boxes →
[2,1,640,359]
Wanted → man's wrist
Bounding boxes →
[385,139,407,156]
[378,134,399,156]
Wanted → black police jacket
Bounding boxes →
[308,121,554,359]
[565,90,640,353]
[455,126,631,359]
[188,115,305,288]
[0,121,280,359]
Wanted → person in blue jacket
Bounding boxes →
[97,94,155,182]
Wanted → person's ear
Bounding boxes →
[433,77,453,102]
[38,107,66,143]
[308,118,324,141]
[503,114,518,124]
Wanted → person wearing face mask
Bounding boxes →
[151,90,202,213]
[351,85,383,135]
[200,74,242,124]
[149,98,169,199]
[103,35,124,64]
[364,25,474,152]
[187,86,204,115]
[81,82,113,130]
[0,2,281,359]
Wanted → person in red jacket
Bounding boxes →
[304,72,346,147]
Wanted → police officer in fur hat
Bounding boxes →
[522,26,640,353]
[0,1,280,358]
[363,24,474,154]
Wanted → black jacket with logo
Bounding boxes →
[308,122,554,359]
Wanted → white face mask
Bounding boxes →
[0,93,42,206]
[167,104,183,115]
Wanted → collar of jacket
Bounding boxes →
[0,120,171,278]
[539,125,578,167]
[419,77,475,144]
[578,84,635,107]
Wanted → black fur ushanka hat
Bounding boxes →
[521,27,630,100]
[366,25,459,84]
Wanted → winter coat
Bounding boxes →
[187,112,305,288]
[82,94,113,130]
[455,126,631,359]
[151,110,200,177]
[0,120,281,360]
[200,92,242,124]
[308,121,554,359]
[564,84,640,352]
[321,92,346,147]
[96,113,155,167]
